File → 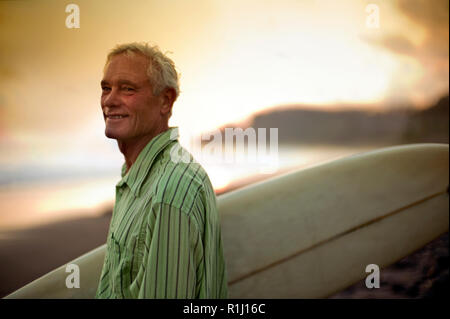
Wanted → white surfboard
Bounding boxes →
[4,143,449,298]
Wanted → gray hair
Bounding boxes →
[106,42,180,100]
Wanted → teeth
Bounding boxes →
[108,115,126,119]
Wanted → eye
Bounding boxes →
[101,86,111,92]
[122,86,135,92]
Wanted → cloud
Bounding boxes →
[359,1,449,107]
[397,0,449,30]
[396,0,449,58]
[363,0,448,59]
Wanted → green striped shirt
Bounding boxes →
[95,127,228,299]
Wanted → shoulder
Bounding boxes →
[152,144,215,215]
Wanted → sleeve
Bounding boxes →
[136,201,204,299]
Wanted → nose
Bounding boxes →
[101,87,120,110]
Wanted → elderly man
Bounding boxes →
[95,42,227,298]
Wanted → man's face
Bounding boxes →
[101,53,163,143]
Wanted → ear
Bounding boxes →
[160,88,176,116]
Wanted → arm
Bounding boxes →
[136,201,204,298]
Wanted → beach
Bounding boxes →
[0,211,112,298]
[0,207,447,299]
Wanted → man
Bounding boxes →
[95,42,227,298]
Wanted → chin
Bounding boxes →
[105,128,123,140]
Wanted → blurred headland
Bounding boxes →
[206,94,449,146]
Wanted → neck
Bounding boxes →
[118,126,168,173]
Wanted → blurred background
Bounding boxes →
[0,0,448,298]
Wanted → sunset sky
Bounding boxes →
[0,0,448,182]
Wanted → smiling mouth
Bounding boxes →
[106,115,128,120]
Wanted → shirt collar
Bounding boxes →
[116,127,179,197]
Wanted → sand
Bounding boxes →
[0,211,112,298]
